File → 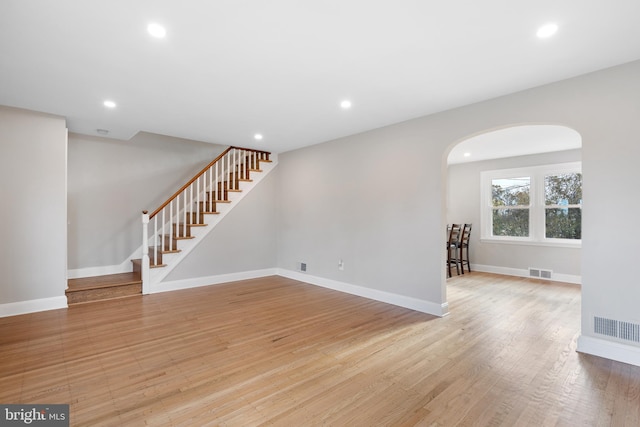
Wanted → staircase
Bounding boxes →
[66,146,273,305]
[66,261,143,304]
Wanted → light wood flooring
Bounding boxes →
[1,273,639,426]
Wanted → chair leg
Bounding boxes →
[459,245,471,273]
[451,246,460,276]
[466,246,471,272]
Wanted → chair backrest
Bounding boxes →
[448,224,461,246]
[460,223,472,246]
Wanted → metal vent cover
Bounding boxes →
[529,268,552,279]
[619,321,640,343]
[594,316,640,343]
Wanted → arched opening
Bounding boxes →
[444,124,582,289]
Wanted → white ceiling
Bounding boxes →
[1,1,640,154]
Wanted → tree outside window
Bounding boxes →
[491,177,530,237]
[481,163,582,246]
[544,173,582,239]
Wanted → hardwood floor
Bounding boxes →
[1,273,639,426]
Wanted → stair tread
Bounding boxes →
[160,235,193,240]
[131,258,166,268]
[67,272,141,292]
[154,248,182,254]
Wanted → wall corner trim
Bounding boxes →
[277,268,447,317]
[0,296,67,318]
[577,334,640,367]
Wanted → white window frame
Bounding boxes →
[480,162,582,248]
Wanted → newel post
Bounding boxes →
[141,210,150,294]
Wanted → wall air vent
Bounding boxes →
[594,316,618,337]
[619,321,640,343]
[594,316,640,343]
[529,268,552,279]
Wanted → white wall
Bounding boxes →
[67,132,226,271]
[447,149,581,280]
[277,60,640,364]
[277,127,444,311]
[0,106,67,309]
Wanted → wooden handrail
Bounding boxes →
[149,146,269,219]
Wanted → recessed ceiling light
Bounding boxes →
[463,152,471,157]
[254,133,263,141]
[103,100,116,108]
[340,100,352,109]
[536,23,558,39]
[96,129,109,135]
[147,23,167,38]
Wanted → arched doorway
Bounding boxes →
[444,124,582,284]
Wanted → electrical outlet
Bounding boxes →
[300,262,307,272]
[338,259,344,270]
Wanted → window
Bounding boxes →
[481,162,582,246]
[491,176,530,237]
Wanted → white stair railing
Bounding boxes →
[140,146,270,290]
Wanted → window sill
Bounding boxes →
[479,238,581,249]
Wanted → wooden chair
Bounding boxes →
[446,224,461,277]
[458,223,472,274]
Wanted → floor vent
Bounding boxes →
[594,316,640,343]
[529,268,552,279]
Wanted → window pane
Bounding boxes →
[545,207,582,239]
[545,173,582,205]
[492,208,529,237]
[492,177,530,206]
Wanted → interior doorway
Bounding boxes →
[444,124,582,283]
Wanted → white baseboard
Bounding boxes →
[577,335,640,367]
[277,269,448,317]
[471,263,581,285]
[0,296,67,318]
[151,268,279,293]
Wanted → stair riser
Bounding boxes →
[171,225,193,238]
[149,249,163,264]
[205,189,228,201]
[67,284,141,305]
[196,202,219,213]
